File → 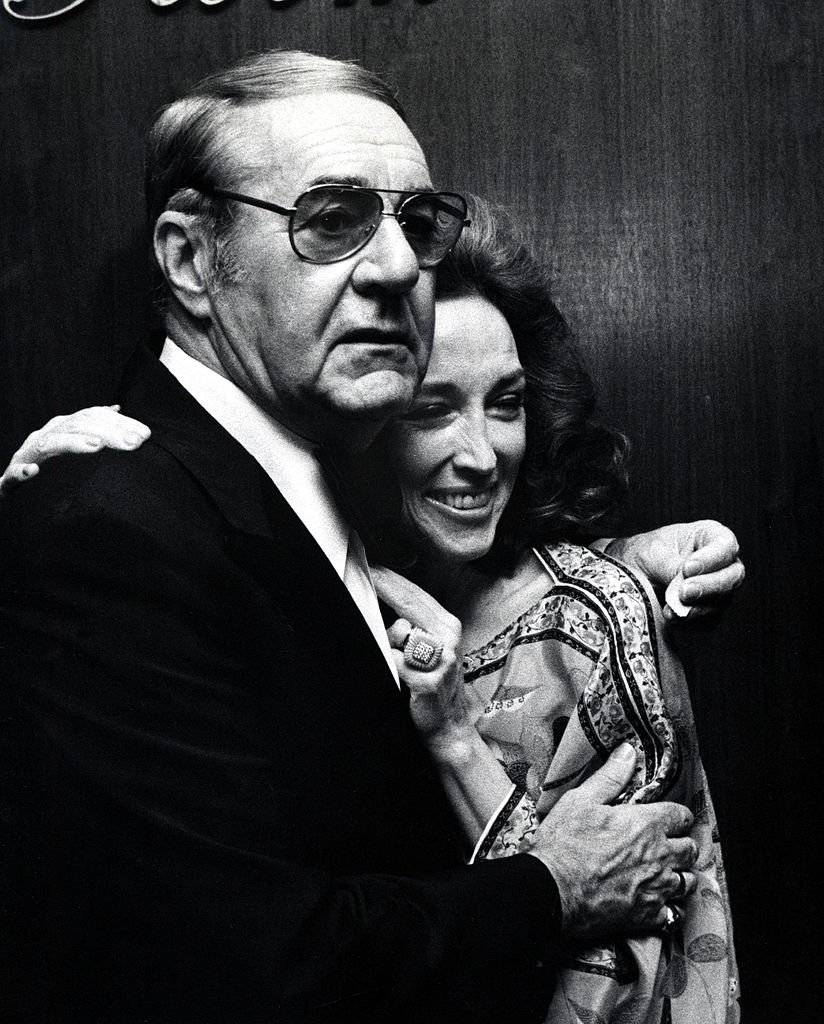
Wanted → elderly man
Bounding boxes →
[0,51,739,1024]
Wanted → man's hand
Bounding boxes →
[602,520,745,623]
[0,406,151,500]
[529,743,697,942]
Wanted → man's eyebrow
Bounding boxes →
[306,174,368,188]
[304,174,436,192]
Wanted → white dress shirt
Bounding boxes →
[159,339,399,685]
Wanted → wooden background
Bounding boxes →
[2,1,822,1018]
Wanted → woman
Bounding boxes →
[359,197,739,1024]
[1,200,739,1023]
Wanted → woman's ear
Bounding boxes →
[153,211,214,319]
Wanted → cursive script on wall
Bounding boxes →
[3,0,308,22]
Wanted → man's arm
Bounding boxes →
[373,566,699,941]
[0,408,744,624]
[594,521,745,621]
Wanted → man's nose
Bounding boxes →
[452,416,497,475]
[350,216,421,295]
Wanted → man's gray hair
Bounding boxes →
[146,49,405,288]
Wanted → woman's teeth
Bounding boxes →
[429,489,492,510]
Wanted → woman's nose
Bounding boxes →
[452,417,496,474]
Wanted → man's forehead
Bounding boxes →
[229,92,432,193]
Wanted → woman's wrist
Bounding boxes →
[425,722,485,768]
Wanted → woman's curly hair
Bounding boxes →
[436,196,630,561]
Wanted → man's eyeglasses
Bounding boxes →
[195,183,470,268]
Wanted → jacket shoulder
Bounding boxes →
[1,441,219,541]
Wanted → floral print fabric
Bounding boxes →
[464,542,740,1024]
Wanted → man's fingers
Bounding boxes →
[665,559,745,623]
[669,835,699,869]
[667,869,697,899]
[572,743,637,804]
[678,562,746,604]
[681,522,740,576]
[659,801,694,837]
[635,800,694,839]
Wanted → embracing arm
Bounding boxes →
[0,405,150,499]
[593,521,745,621]
[372,565,698,945]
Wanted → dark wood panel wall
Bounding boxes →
[2,2,822,1018]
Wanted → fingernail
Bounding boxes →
[125,432,146,447]
[682,581,702,601]
[615,742,635,763]
[683,558,701,577]
[21,464,37,478]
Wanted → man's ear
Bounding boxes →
[153,212,215,319]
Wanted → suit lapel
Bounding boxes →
[117,347,467,868]
[118,346,399,701]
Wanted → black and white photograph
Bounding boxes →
[1,2,821,1021]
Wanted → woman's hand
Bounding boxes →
[372,564,517,849]
[371,565,475,762]
[0,405,151,499]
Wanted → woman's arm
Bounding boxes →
[371,565,519,852]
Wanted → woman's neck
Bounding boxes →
[407,557,483,617]
[410,548,551,653]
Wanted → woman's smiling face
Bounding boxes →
[385,293,527,566]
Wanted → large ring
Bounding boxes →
[661,903,682,936]
[673,870,688,898]
[403,627,444,671]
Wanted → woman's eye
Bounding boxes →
[405,403,452,422]
[491,392,525,417]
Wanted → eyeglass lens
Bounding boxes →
[290,187,465,266]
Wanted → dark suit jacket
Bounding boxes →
[0,348,561,1023]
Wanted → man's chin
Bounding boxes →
[327,373,418,422]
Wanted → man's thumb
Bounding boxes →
[575,742,637,803]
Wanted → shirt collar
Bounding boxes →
[159,338,349,580]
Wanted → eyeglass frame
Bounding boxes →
[191,182,471,267]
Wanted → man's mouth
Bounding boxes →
[427,489,494,511]
[340,328,413,349]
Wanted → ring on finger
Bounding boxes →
[660,903,682,936]
[673,870,688,898]
[403,627,444,671]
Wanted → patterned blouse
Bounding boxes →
[464,542,740,1024]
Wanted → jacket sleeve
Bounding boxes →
[0,452,562,1024]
